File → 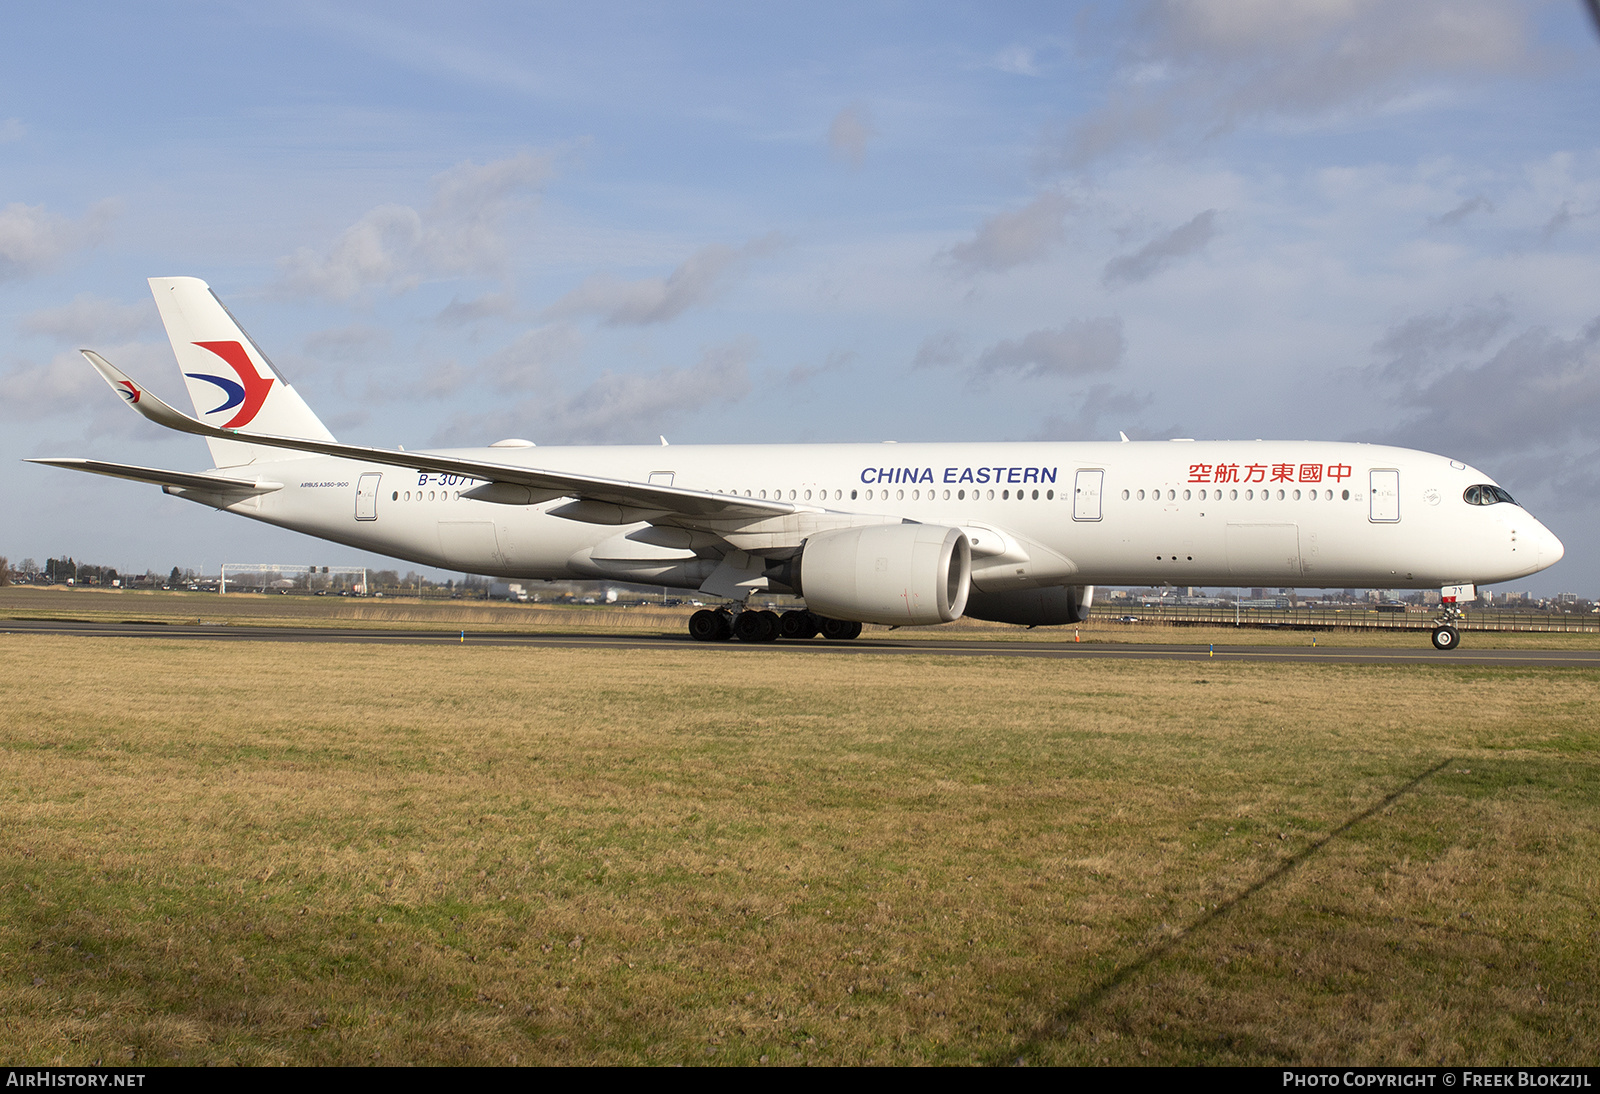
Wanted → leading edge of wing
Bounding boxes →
[77,349,799,522]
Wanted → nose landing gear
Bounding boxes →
[1429,596,1466,651]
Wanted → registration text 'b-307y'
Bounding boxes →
[29,277,1564,650]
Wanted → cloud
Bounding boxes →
[828,104,875,167]
[1539,201,1593,242]
[302,324,391,362]
[1369,313,1600,459]
[1430,195,1492,227]
[777,348,856,388]
[478,325,582,389]
[994,46,1039,76]
[944,191,1072,275]
[0,201,118,281]
[435,292,518,327]
[1034,383,1156,440]
[1102,209,1217,286]
[1370,299,1512,383]
[911,330,968,369]
[442,339,755,445]
[19,294,155,342]
[1051,0,1539,166]
[975,318,1125,379]
[277,151,553,300]
[543,233,781,327]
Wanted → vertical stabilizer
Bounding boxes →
[149,277,336,468]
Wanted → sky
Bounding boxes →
[3,1,1598,595]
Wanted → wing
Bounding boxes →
[77,350,802,525]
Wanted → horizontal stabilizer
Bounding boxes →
[26,457,282,495]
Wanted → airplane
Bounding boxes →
[28,277,1565,651]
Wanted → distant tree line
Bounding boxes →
[2,557,198,588]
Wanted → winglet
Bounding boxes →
[81,350,219,438]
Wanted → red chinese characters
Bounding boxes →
[1178,461,1355,487]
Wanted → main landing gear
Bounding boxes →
[687,608,863,643]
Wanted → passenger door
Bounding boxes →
[1369,469,1400,523]
[355,473,381,521]
[1073,469,1104,521]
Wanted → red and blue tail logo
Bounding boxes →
[185,341,274,428]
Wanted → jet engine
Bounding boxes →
[785,523,971,626]
[964,584,1093,626]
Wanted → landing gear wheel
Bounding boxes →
[819,617,863,641]
[1431,625,1460,651]
[689,609,732,642]
[780,610,820,640]
[734,610,779,643]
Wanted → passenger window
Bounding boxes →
[1230,489,1238,500]
[897,489,904,500]
[1292,489,1301,501]
[1032,489,1039,500]
[1047,490,1054,500]
[1182,489,1191,501]
[1342,489,1349,500]
[392,491,398,501]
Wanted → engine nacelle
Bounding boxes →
[794,523,971,626]
[964,584,1094,627]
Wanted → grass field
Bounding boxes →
[5,586,1599,649]
[2,634,1596,1065]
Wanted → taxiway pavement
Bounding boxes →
[4,618,1597,666]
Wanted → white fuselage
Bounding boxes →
[196,439,1561,594]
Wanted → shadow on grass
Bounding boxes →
[992,755,1454,1066]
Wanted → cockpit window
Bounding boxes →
[1463,484,1517,506]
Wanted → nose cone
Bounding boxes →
[1534,520,1565,571]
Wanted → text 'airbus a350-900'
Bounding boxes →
[30,278,1564,650]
